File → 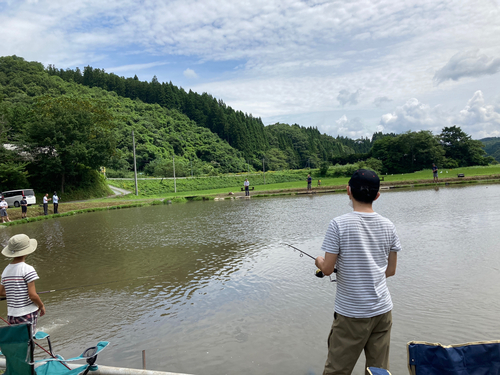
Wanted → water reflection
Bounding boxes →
[0,184,499,374]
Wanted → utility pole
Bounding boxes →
[173,155,177,193]
[132,130,138,196]
[190,160,193,177]
[262,158,265,185]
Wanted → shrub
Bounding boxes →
[318,161,330,176]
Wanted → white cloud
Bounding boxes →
[378,91,500,139]
[454,91,500,138]
[106,61,168,74]
[337,89,360,107]
[183,68,199,79]
[373,96,392,107]
[434,50,500,84]
[332,115,371,139]
[379,98,448,134]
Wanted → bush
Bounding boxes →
[363,158,383,173]
[442,158,459,169]
[106,169,133,178]
[330,164,358,178]
[172,197,187,203]
[318,161,330,176]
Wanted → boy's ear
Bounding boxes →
[373,191,381,201]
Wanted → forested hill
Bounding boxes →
[0,55,371,194]
[45,62,368,168]
[0,56,249,193]
[480,137,500,162]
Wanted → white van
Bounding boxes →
[1,189,36,207]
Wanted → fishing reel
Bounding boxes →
[315,268,337,282]
[281,243,337,282]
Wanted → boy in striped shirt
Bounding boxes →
[315,169,401,375]
[0,234,46,333]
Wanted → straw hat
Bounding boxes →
[2,234,38,258]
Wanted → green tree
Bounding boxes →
[318,161,330,176]
[0,100,29,191]
[265,148,289,170]
[24,96,116,193]
[371,131,444,174]
[440,126,489,166]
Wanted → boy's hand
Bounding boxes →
[39,305,46,317]
[315,256,324,269]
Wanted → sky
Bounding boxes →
[1,0,500,140]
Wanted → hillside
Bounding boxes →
[0,56,248,194]
[45,63,364,169]
[480,137,500,162]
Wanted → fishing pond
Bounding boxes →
[1,183,500,375]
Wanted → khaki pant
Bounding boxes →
[323,310,392,375]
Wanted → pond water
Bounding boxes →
[1,183,500,375]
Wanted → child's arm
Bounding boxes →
[0,285,5,297]
[385,251,397,278]
[27,281,46,316]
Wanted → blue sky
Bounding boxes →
[2,0,500,140]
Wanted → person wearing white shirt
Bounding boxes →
[315,169,401,374]
[42,194,51,216]
[0,197,10,223]
[52,192,59,214]
[244,179,250,196]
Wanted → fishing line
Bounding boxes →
[281,243,336,282]
[0,274,162,301]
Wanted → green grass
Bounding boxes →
[375,165,500,182]
[106,165,500,200]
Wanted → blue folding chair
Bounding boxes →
[0,323,109,375]
[407,340,500,375]
[367,367,392,375]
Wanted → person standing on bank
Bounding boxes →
[20,195,28,219]
[315,169,401,375]
[43,194,51,215]
[0,196,10,223]
[244,179,250,196]
[0,234,46,334]
[432,163,438,183]
[307,174,312,191]
[52,191,59,214]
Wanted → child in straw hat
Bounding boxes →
[0,234,45,333]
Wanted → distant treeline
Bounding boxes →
[46,65,371,169]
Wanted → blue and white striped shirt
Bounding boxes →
[321,211,401,318]
[1,262,39,317]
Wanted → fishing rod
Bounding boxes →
[281,243,336,282]
[0,274,162,301]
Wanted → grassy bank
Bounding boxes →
[107,165,500,198]
[2,165,500,227]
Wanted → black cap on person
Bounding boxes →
[349,169,380,192]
